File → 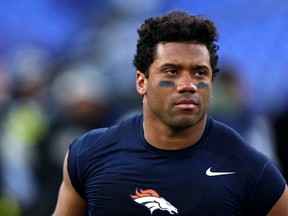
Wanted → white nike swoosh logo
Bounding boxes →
[206,167,235,176]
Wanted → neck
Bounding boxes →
[143,115,207,150]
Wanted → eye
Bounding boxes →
[195,70,206,77]
[164,69,178,76]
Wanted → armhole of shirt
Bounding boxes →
[67,136,87,199]
[250,160,286,215]
[66,128,109,199]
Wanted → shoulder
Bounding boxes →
[66,113,143,197]
[206,116,258,151]
[204,117,286,213]
[69,113,143,156]
[204,117,270,174]
[205,116,253,150]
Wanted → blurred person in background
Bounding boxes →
[28,60,121,215]
[273,108,288,181]
[0,54,123,216]
[0,54,22,216]
[209,64,280,165]
[0,45,52,216]
[53,10,288,216]
[272,68,288,181]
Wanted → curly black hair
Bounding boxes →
[133,10,220,79]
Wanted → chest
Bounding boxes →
[82,150,247,216]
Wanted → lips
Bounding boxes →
[175,99,198,109]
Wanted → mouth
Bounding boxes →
[175,99,198,110]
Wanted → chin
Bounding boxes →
[169,116,199,129]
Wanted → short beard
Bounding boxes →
[164,115,203,131]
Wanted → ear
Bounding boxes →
[136,71,147,96]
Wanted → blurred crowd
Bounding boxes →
[0,1,288,215]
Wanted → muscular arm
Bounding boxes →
[52,152,87,216]
[267,185,288,216]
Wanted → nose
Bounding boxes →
[176,73,197,93]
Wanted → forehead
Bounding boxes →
[153,42,211,69]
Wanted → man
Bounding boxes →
[53,10,288,215]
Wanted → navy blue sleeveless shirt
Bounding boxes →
[68,113,286,216]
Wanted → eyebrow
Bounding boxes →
[160,63,210,71]
[193,65,210,71]
[160,63,182,69]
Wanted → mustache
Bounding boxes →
[171,93,199,105]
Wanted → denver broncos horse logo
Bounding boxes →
[131,188,178,215]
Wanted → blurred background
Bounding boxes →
[0,0,288,215]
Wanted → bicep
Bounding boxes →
[53,152,87,216]
[267,185,288,216]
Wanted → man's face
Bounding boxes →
[137,42,213,130]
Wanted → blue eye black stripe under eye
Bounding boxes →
[159,81,208,89]
[196,82,208,89]
[158,81,175,87]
